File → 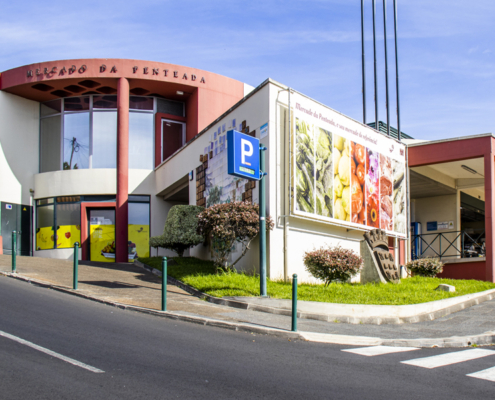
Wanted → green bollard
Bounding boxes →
[12,231,17,273]
[292,274,298,332]
[162,257,167,311]
[73,242,79,290]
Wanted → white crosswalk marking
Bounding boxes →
[467,366,495,382]
[343,345,420,357]
[401,349,495,369]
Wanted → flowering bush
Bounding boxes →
[304,246,363,285]
[405,258,444,277]
[197,201,274,271]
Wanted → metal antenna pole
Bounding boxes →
[361,0,367,124]
[393,0,401,141]
[383,0,391,136]
[372,0,379,130]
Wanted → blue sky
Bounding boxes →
[1,0,493,140]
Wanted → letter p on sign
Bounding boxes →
[227,130,260,180]
[241,139,253,166]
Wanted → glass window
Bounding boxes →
[37,198,54,205]
[64,113,90,170]
[40,116,61,172]
[41,99,62,117]
[93,95,117,109]
[56,203,81,249]
[128,195,150,202]
[157,98,184,117]
[36,205,54,250]
[162,120,185,161]
[128,202,150,259]
[64,97,89,112]
[92,111,117,168]
[130,96,153,111]
[129,112,154,169]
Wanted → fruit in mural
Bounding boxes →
[102,241,116,254]
[65,232,71,239]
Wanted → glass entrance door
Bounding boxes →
[89,209,115,262]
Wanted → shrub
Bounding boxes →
[304,245,363,285]
[150,205,204,257]
[406,258,444,277]
[149,236,163,257]
[197,201,274,271]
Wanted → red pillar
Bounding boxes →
[484,139,495,282]
[116,78,129,263]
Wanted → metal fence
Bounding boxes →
[411,230,485,260]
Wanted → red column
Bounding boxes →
[116,78,129,263]
[484,139,495,282]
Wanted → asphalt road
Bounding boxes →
[1,276,494,400]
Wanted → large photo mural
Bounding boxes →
[293,93,407,238]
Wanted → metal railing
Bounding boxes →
[411,230,485,260]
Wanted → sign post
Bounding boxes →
[227,130,267,297]
[259,145,267,297]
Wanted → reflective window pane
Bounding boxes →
[93,111,117,168]
[36,205,54,250]
[40,116,61,172]
[128,202,150,259]
[64,113,90,170]
[157,98,184,117]
[162,120,185,161]
[129,112,154,169]
[41,100,62,117]
[93,95,117,109]
[130,96,153,111]
[56,203,81,249]
[64,97,89,112]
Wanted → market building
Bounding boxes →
[0,58,492,282]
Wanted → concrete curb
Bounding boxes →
[2,270,495,348]
[134,260,495,325]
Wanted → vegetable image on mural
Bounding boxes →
[393,160,406,234]
[379,154,393,231]
[366,149,380,228]
[295,118,315,213]
[315,127,333,217]
[351,142,366,225]
[333,134,350,221]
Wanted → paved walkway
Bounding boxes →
[1,255,495,346]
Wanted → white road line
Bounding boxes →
[401,349,495,369]
[467,366,495,382]
[0,330,104,373]
[342,345,420,357]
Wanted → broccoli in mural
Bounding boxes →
[295,118,333,217]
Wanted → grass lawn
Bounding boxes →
[138,256,495,306]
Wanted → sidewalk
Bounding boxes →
[1,255,495,348]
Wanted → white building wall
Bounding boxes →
[269,85,365,283]
[0,91,39,205]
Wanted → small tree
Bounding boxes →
[304,245,363,285]
[197,201,274,271]
[405,258,444,277]
[150,205,204,257]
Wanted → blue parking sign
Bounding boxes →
[227,130,260,180]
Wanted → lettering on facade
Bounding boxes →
[26,64,206,83]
